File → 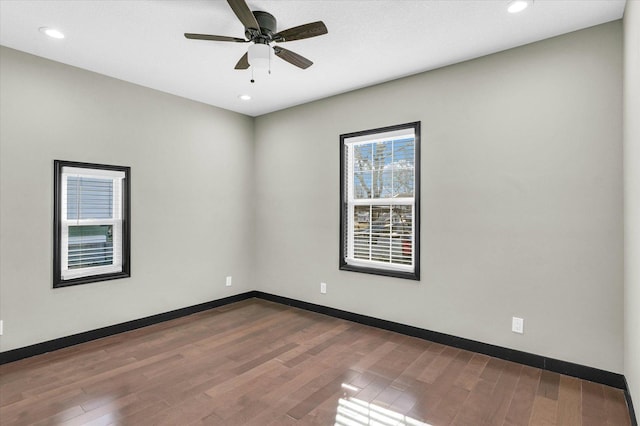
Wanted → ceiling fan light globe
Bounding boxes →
[248,43,270,70]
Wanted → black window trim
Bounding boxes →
[339,121,421,281]
[53,160,131,288]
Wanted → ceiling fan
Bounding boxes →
[184,0,328,72]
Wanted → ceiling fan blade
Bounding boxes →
[273,46,313,69]
[227,0,260,32]
[234,52,250,69]
[184,33,247,43]
[274,21,327,42]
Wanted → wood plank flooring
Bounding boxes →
[0,299,632,425]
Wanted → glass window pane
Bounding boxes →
[372,141,392,171]
[353,206,370,260]
[378,170,393,198]
[390,205,412,264]
[392,138,414,197]
[68,225,114,269]
[354,172,372,199]
[372,142,392,198]
[371,205,392,236]
[370,205,392,263]
[67,177,113,220]
[353,144,372,172]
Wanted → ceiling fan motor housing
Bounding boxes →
[248,11,277,42]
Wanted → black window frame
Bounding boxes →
[53,160,131,288]
[339,121,421,281]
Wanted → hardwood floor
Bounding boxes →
[0,299,631,425]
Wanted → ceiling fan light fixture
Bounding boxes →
[248,43,270,70]
[184,0,327,72]
[507,0,532,14]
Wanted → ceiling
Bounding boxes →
[0,0,627,117]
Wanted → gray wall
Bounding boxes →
[0,22,627,378]
[624,0,640,407]
[0,46,255,352]
[254,22,624,373]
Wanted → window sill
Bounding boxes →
[53,271,130,288]
[339,263,419,281]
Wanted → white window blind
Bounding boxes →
[344,128,416,273]
[60,167,125,280]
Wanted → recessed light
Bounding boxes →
[507,0,532,14]
[39,27,65,39]
[238,94,251,101]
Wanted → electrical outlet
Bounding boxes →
[320,282,327,294]
[0,320,3,336]
[512,317,524,334]
[225,276,232,287]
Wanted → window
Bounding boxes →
[53,160,130,287]
[340,122,420,280]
